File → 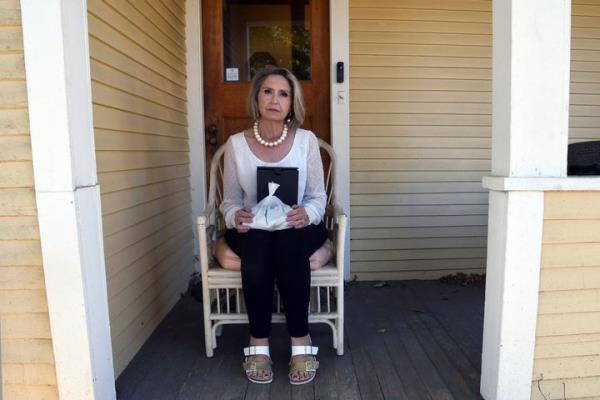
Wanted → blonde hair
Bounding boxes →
[247,66,305,131]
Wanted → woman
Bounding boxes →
[220,66,327,385]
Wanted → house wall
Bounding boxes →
[0,2,59,399]
[348,0,492,280]
[87,0,194,376]
[531,192,600,399]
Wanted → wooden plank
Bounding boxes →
[351,78,490,92]
[108,241,193,338]
[91,83,187,126]
[87,0,186,62]
[351,66,491,80]
[0,53,25,79]
[145,0,186,37]
[1,338,54,363]
[537,312,600,337]
[0,161,33,188]
[351,148,490,160]
[350,125,491,137]
[0,81,27,108]
[533,355,600,380]
[0,216,39,240]
[539,267,600,291]
[350,227,488,240]
[530,376,600,400]
[350,20,491,35]
[542,243,600,268]
[107,228,193,299]
[351,247,486,262]
[538,289,600,314]
[3,384,58,400]
[545,192,600,220]
[0,108,29,136]
[350,31,491,46]
[0,0,21,25]
[351,204,489,217]
[353,269,485,281]
[350,159,491,171]
[0,136,31,161]
[349,8,490,23]
[351,101,491,115]
[2,363,56,385]
[0,188,36,217]
[352,236,487,250]
[0,266,45,290]
[351,43,491,58]
[102,190,190,236]
[123,1,185,46]
[0,313,51,339]
[0,240,41,266]
[351,170,487,183]
[351,181,486,194]
[349,0,491,11]
[98,164,189,194]
[351,113,491,126]
[537,333,600,345]
[350,258,486,272]
[535,339,600,359]
[94,128,189,152]
[351,215,488,229]
[99,177,189,215]
[92,105,187,140]
[87,14,186,86]
[350,88,491,102]
[543,220,600,244]
[90,58,187,110]
[105,220,190,279]
[351,192,489,206]
[103,202,190,258]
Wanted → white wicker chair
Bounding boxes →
[197,139,347,357]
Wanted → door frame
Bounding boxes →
[188,0,351,277]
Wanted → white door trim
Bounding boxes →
[20,0,116,399]
[330,0,351,279]
[187,0,207,273]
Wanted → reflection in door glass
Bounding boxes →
[223,0,311,82]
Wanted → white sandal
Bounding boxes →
[288,345,319,385]
[243,345,273,384]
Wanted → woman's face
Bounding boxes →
[257,74,292,122]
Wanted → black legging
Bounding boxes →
[225,223,327,338]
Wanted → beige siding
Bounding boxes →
[0,1,59,399]
[87,0,193,376]
[571,0,600,144]
[349,0,491,279]
[532,192,600,400]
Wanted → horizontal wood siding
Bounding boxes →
[532,192,600,400]
[571,0,600,144]
[349,0,491,279]
[0,1,59,399]
[87,0,193,376]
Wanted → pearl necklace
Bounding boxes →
[253,120,288,147]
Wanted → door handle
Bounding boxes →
[206,124,218,145]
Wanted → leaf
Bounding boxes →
[373,281,390,288]
[376,328,386,334]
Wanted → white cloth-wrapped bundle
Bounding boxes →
[245,182,292,231]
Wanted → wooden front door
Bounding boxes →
[202,0,330,168]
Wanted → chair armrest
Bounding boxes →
[197,202,215,228]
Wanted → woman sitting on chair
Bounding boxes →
[220,66,328,385]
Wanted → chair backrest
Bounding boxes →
[207,137,337,230]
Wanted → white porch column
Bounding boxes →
[481,1,571,399]
[21,1,116,399]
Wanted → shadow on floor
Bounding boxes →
[116,280,485,400]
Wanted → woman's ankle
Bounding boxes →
[249,336,269,346]
[290,334,311,346]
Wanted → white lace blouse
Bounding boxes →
[220,128,327,229]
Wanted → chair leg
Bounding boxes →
[204,302,214,357]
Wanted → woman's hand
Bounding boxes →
[287,205,310,229]
[234,207,254,233]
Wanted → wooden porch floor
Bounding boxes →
[115,280,485,400]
